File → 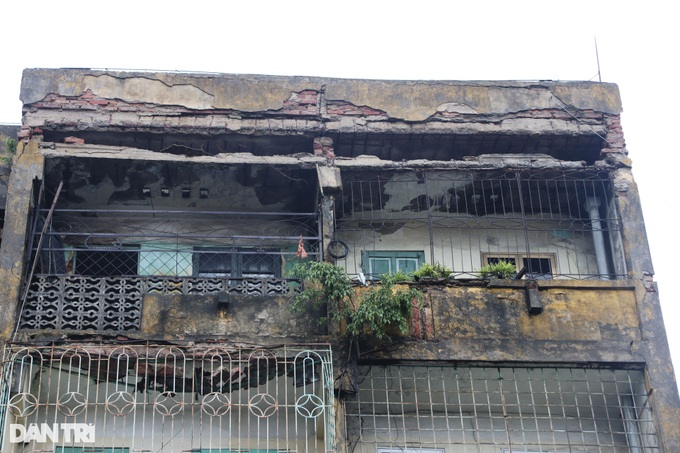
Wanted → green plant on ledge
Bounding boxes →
[413,262,452,280]
[478,260,517,279]
[289,261,422,341]
[1,136,17,164]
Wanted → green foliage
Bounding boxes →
[348,273,422,341]
[289,261,422,341]
[390,269,414,282]
[413,262,452,279]
[478,260,517,279]
[288,261,353,325]
[1,136,17,164]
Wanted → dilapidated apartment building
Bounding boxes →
[0,68,678,452]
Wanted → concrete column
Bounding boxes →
[0,139,45,339]
[613,166,680,451]
[321,195,335,263]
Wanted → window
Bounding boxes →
[483,253,556,279]
[362,251,425,278]
[70,245,282,279]
[74,248,139,277]
[194,247,282,278]
[139,243,193,276]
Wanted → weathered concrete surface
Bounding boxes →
[632,281,680,452]
[43,154,317,212]
[0,139,45,339]
[21,69,622,121]
[41,143,601,172]
[0,126,19,209]
[611,163,680,451]
[20,70,622,161]
[140,292,326,341]
[357,282,641,363]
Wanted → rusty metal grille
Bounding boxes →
[335,169,624,280]
[345,365,658,453]
[0,343,334,453]
[30,210,320,278]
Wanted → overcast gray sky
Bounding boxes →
[1,0,678,380]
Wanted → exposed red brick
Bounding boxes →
[411,298,422,338]
[423,307,434,339]
[64,136,85,144]
[313,137,334,158]
[79,89,97,100]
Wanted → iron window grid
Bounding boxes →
[335,169,624,280]
[345,364,658,453]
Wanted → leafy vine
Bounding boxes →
[289,261,422,341]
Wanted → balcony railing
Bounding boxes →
[19,209,319,332]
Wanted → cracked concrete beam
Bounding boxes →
[41,143,326,166]
[21,69,623,123]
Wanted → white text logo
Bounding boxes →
[9,423,95,443]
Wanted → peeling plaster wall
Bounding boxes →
[21,69,623,120]
[141,293,326,340]
[45,157,317,212]
[20,70,623,160]
[360,282,640,363]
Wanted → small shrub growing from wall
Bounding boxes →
[289,261,422,341]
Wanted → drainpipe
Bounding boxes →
[585,197,610,279]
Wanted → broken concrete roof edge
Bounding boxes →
[22,67,619,87]
[20,68,623,118]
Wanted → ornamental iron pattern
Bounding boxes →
[0,342,334,453]
[19,275,302,332]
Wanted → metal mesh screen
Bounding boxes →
[30,210,320,278]
[335,169,624,280]
[345,365,658,453]
[0,343,334,453]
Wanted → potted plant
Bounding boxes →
[477,260,517,279]
[413,262,452,282]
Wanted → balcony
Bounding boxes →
[334,168,624,281]
[19,209,319,333]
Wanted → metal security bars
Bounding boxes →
[19,209,319,332]
[0,342,334,453]
[335,169,625,280]
[345,365,658,453]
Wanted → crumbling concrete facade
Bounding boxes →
[0,68,677,452]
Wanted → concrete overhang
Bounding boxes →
[21,68,622,122]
